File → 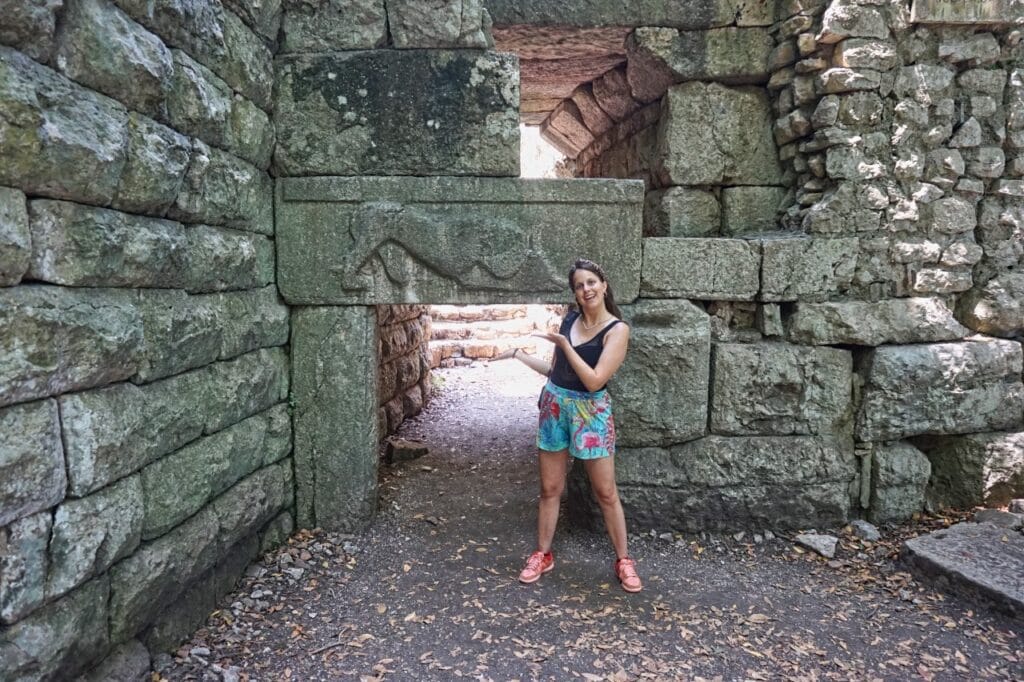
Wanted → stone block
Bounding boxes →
[47,475,143,599]
[274,50,519,177]
[760,236,858,301]
[55,0,173,119]
[79,640,150,682]
[0,46,129,206]
[643,187,719,237]
[654,82,781,186]
[213,463,289,551]
[957,272,1024,338]
[224,0,281,43]
[816,0,888,44]
[0,400,64,528]
[259,511,295,553]
[169,140,273,233]
[217,286,290,359]
[570,84,613,137]
[711,343,852,436]
[0,0,63,63]
[134,289,222,382]
[185,226,276,293]
[868,441,930,525]
[292,306,379,530]
[591,66,640,122]
[140,405,290,539]
[0,577,109,681]
[167,49,232,149]
[202,347,290,434]
[483,0,772,29]
[226,92,274,170]
[138,564,215,653]
[0,285,143,407]
[894,64,955,105]
[114,113,192,215]
[721,186,787,235]
[856,338,1024,441]
[0,186,30,286]
[919,432,1024,510]
[277,177,642,304]
[834,39,898,71]
[108,505,220,642]
[787,297,969,345]
[0,512,51,624]
[541,99,594,157]
[626,26,773,102]
[388,0,490,48]
[280,0,387,52]
[641,237,760,300]
[612,299,710,447]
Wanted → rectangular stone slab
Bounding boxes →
[276,177,644,305]
[910,0,1023,24]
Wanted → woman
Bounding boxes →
[509,258,641,593]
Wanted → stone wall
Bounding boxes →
[0,0,289,678]
[377,305,432,438]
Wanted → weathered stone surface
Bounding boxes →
[0,399,64,528]
[168,48,232,149]
[214,11,274,110]
[711,343,852,436]
[170,141,273,233]
[570,84,613,137]
[280,0,386,52]
[224,0,282,43]
[610,436,856,531]
[259,511,295,553]
[0,512,51,624]
[484,0,773,28]
[834,39,898,71]
[911,0,1024,24]
[202,347,289,434]
[626,27,772,102]
[868,441,931,524]
[274,51,519,177]
[226,92,274,170]
[0,577,109,681]
[760,237,858,301]
[894,64,956,105]
[903,522,1023,619]
[788,297,969,345]
[141,405,291,539]
[974,509,1023,529]
[186,226,275,292]
[47,475,143,599]
[721,186,787,235]
[388,0,489,48]
[213,463,289,551]
[795,533,838,558]
[612,300,710,447]
[654,82,781,186]
[217,286,290,359]
[79,639,150,682]
[958,272,1024,337]
[856,339,1024,441]
[0,0,63,63]
[0,186,30,286]
[919,432,1024,509]
[641,237,760,300]
[277,177,642,304]
[591,66,640,122]
[292,306,378,530]
[114,113,192,215]
[817,0,888,44]
[55,0,173,119]
[540,99,594,157]
[134,289,221,382]
[0,285,143,407]
[0,46,128,206]
[643,187,720,237]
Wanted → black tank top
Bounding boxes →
[549,310,622,392]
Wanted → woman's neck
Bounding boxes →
[579,306,611,328]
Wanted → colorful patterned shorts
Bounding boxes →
[537,381,616,460]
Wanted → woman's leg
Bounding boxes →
[584,456,629,559]
[536,449,569,552]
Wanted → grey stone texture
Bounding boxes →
[0,577,110,681]
[0,512,51,624]
[856,339,1024,442]
[760,237,858,301]
[641,238,760,300]
[276,177,643,305]
[958,272,1024,337]
[787,297,969,345]
[54,0,173,120]
[115,113,192,215]
[919,432,1024,510]
[273,50,519,177]
[612,300,711,447]
[47,475,143,599]
[903,522,1024,619]
[292,306,379,531]
[868,441,931,525]
[388,0,491,48]
[0,0,64,63]
[721,186,788,235]
[79,640,151,682]
[0,399,64,528]
[169,141,273,233]
[280,0,387,52]
[710,343,853,436]
[483,0,774,28]
[0,186,30,286]
[643,187,719,237]
[0,285,143,408]
[654,82,782,186]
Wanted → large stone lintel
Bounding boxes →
[276,177,644,305]
[910,0,1024,25]
[484,0,775,28]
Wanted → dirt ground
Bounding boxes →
[157,361,1023,681]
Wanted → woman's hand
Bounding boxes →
[532,331,570,351]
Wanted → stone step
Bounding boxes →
[430,317,556,341]
[429,304,530,322]
[902,521,1024,620]
[428,338,554,368]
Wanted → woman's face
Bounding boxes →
[572,268,607,310]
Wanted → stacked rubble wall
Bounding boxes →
[377,304,432,438]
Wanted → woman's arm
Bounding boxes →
[538,323,630,392]
[514,348,552,377]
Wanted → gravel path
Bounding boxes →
[158,362,1023,681]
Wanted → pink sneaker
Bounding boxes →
[518,550,554,584]
[615,557,642,593]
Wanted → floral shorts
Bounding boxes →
[537,381,616,460]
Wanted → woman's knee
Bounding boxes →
[592,484,619,508]
[539,479,565,500]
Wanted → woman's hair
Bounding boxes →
[568,258,622,319]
